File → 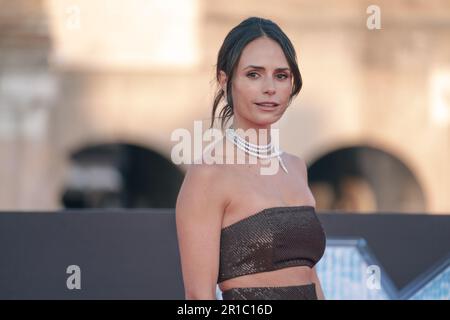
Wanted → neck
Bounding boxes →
[230,122,272,146]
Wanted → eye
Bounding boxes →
[246,72,260,79]
[276,73,289,80]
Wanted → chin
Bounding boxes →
[253,118,280,127]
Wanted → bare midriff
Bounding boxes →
[218,265,314,292]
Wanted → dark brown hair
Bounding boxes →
[210,17,303,130]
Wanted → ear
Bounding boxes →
[218,70,227,91]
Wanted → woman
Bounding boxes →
[176,17,326,300]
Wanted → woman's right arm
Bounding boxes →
[175,163,227,300]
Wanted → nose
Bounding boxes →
[263,77,276,96]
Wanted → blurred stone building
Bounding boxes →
[0,0,449,213]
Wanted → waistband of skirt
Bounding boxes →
[221,282,316,295]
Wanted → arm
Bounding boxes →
[292,156,325,299]
[292,155,316,207]
[312,266,326,300]
[175,164,227,300]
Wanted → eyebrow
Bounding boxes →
[243,65,291,72]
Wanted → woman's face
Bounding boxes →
[221,36,293,129]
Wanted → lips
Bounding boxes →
[255,102,279,107]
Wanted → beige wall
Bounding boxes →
[0,0,449,212]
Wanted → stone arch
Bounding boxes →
[60,141,184,208]
[308,145,426,213]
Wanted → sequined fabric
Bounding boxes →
[221,283,318,300]
[218,206,326,284]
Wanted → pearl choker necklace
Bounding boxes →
[225,125,289,173]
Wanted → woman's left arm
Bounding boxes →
[293,155,326,299]
[312,266,326,300]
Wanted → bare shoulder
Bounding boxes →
[176,162,229,219]
[285,153,316,207]
[182,162,228,191]
[284,152,309,178]
[183,162,224,183]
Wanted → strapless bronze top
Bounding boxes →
[218,205,326,283]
